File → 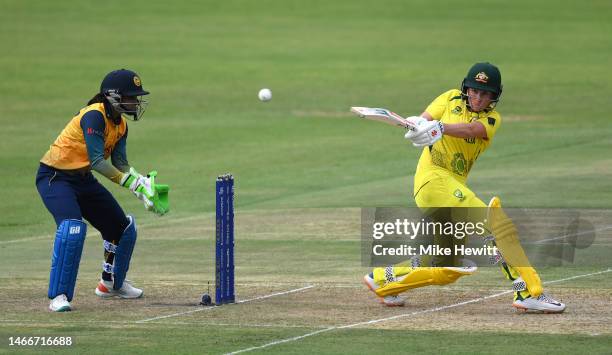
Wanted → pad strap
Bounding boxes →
[484,235,504,265]
[102,262,113,274]
[384,266,396,283]
[103,240,117,253]
[512,277,527,292]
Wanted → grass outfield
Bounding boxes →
[1,0,611,354]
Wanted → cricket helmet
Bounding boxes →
[100,69,149,120]
[461,62,503,106]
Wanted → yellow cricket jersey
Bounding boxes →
[41,103,127,170]
[413,89,501,195]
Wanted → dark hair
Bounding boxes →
[87,93,121,123]
[87,93,107,105]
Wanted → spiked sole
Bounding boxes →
[49,305,71,312]
[512,303,566,314]
[378,298,405,307]
[95,282,143,299]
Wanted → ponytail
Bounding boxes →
[87,93,106,105]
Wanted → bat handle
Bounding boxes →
[404,122,417,131]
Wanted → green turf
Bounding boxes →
[1,327,611,354]
[254,329,612,355]
[1,0,611,354]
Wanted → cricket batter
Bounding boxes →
[36,69,169,312]
[364,63,565,313]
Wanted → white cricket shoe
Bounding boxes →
[95,279,143,299]
[513,293,566,313]
[49,294,71,312]
[363,273,405,307]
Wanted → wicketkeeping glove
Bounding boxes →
[121,168,170,215]
[404,120,444,147]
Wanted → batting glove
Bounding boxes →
[404,116,428,130]
[404,120,444,147]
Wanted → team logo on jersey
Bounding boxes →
[475,72,489,83]
[453,189,465,201]
[451,106,462,115]
[451,152,467,176]
[133,76,142,87]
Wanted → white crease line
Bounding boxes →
[0,214,211,245]
[229,328,337,355]
[0,235,53,244]
[535,225,612,244]
[234,285,314,305]
[0,230,103,245]
[225,268,612,355]
[136,285,314,323]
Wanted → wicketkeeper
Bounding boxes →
[364,63,565,313]
[36,69,169,312]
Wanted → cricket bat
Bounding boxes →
[350,107,418,130]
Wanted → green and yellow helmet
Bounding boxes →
[461,62,503,106]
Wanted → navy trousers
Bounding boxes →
[36,163,129,241]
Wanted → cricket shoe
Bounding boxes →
[363,273,405,307]
[95,279,143,299]
[49,294,71,312]
[513,293,566,313]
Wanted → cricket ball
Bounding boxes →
[258,88,272,102]
[200,293,212,306]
